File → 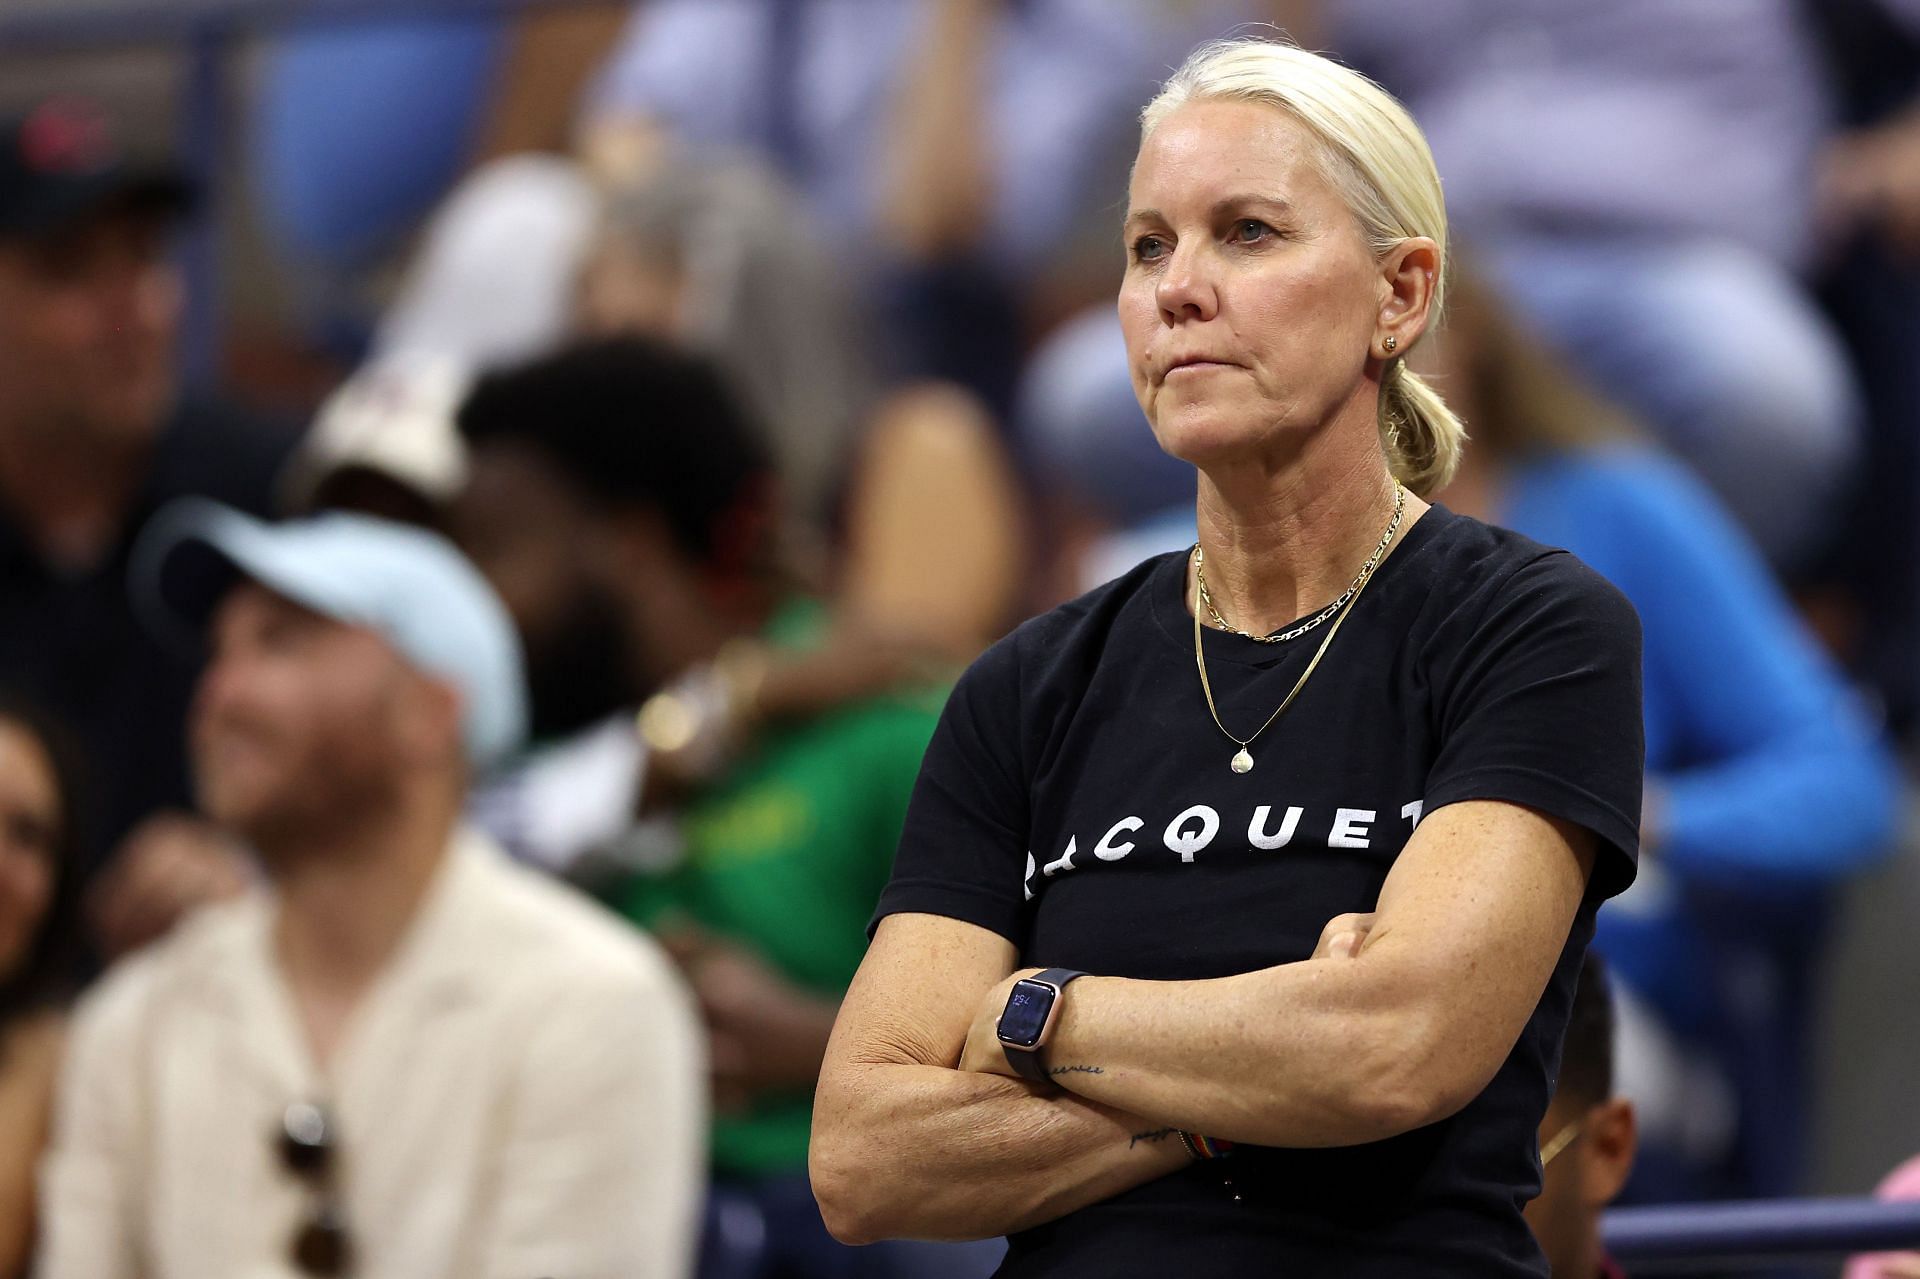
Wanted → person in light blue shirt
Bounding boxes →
[1329,0,1864,574]
[1420,280,1901,1202]
[580,0,1251,410]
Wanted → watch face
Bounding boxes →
[997,978,1057,1048]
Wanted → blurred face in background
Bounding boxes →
[1120,100,1389,471]
[0,210,182,444]
[449,441,640,738]
[0,718,60,982]
[192,584,447,857]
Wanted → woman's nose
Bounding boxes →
[1155,244,1219,324]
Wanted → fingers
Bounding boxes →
[1312,911,1376,961]
[89,814,252,959]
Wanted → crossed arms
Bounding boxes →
[808,799,1596,1245]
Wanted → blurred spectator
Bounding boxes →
[1329,0,1864,574]
[0,695,85,1277]
[378,143,1025,655]
[578,155,1025,654]
[1017,305,1191,534]
[0,98,298,924]
[280,351,474,530]
[37,505,704,1278]
[375,153,599,371]
[1014,303,1194,600]
[578,157,873,545]
[1843,1155,1920,1279]
[1810,0,1920,729]
[1524,953,1637,1279]
[1817,1,1920,261]
[1417,276,1902,1201]
[453,338,997,1277]
[579,0,1243,409]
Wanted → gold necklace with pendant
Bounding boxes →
[1192,484,1403,774]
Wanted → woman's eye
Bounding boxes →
[1130,234,1168,263]
[1231,219,1275,245]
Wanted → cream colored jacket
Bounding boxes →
[37,829,705,1279]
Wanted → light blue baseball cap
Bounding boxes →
[133,498,528,770]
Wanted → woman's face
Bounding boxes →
[0,720,60,982]
[1119,100,1389,470]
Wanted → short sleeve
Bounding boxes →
[868,634,1032,943]
[1424,553,1644,900]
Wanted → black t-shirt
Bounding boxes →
[873,505,1644,1278]
[0,395,297,875]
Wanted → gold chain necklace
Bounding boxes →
[1193,484,1404,774]
[1195,484,1404,643]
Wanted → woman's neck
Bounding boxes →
[1191,425,1424,637]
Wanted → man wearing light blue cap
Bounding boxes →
[38,501,706,1279]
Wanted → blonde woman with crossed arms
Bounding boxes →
[811,37,1643,1279]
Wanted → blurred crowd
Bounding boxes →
[3,0,1920,1276]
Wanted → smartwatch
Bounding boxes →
[996,968,1087,1084]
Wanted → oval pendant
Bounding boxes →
[1230,748,1254,774]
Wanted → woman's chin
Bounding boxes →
[1151,406,1278,469]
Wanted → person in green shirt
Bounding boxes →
[628,593,944,1175]
[451,336,1004,1279]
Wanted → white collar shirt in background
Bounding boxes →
[37,828,706,1279]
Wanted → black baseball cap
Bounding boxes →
[0,97,195,239]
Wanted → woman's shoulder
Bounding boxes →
[988,551,1180,663]
[1413,504,1638,635]
[949,551,1182,714]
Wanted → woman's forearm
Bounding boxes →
[1036,959,1449,1149]
[809,1060,1189,1245]
[1016,803,1593,1148]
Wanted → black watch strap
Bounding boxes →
[1002,968,1087,1084]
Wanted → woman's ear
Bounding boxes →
[1378,238,1441,353]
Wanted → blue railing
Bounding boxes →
[1606,1197,1920,1272]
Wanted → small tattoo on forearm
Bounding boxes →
[1129,1126,1177,1149]
[1048,1063,1104,1078]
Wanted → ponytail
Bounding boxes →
[1380,362,1466,496]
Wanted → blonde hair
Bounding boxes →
[1142,38,1465,494]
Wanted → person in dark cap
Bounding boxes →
[0,97,299,957]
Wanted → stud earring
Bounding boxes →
[1383,335,1398,353]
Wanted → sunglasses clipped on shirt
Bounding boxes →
[279,1100,353,1276]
